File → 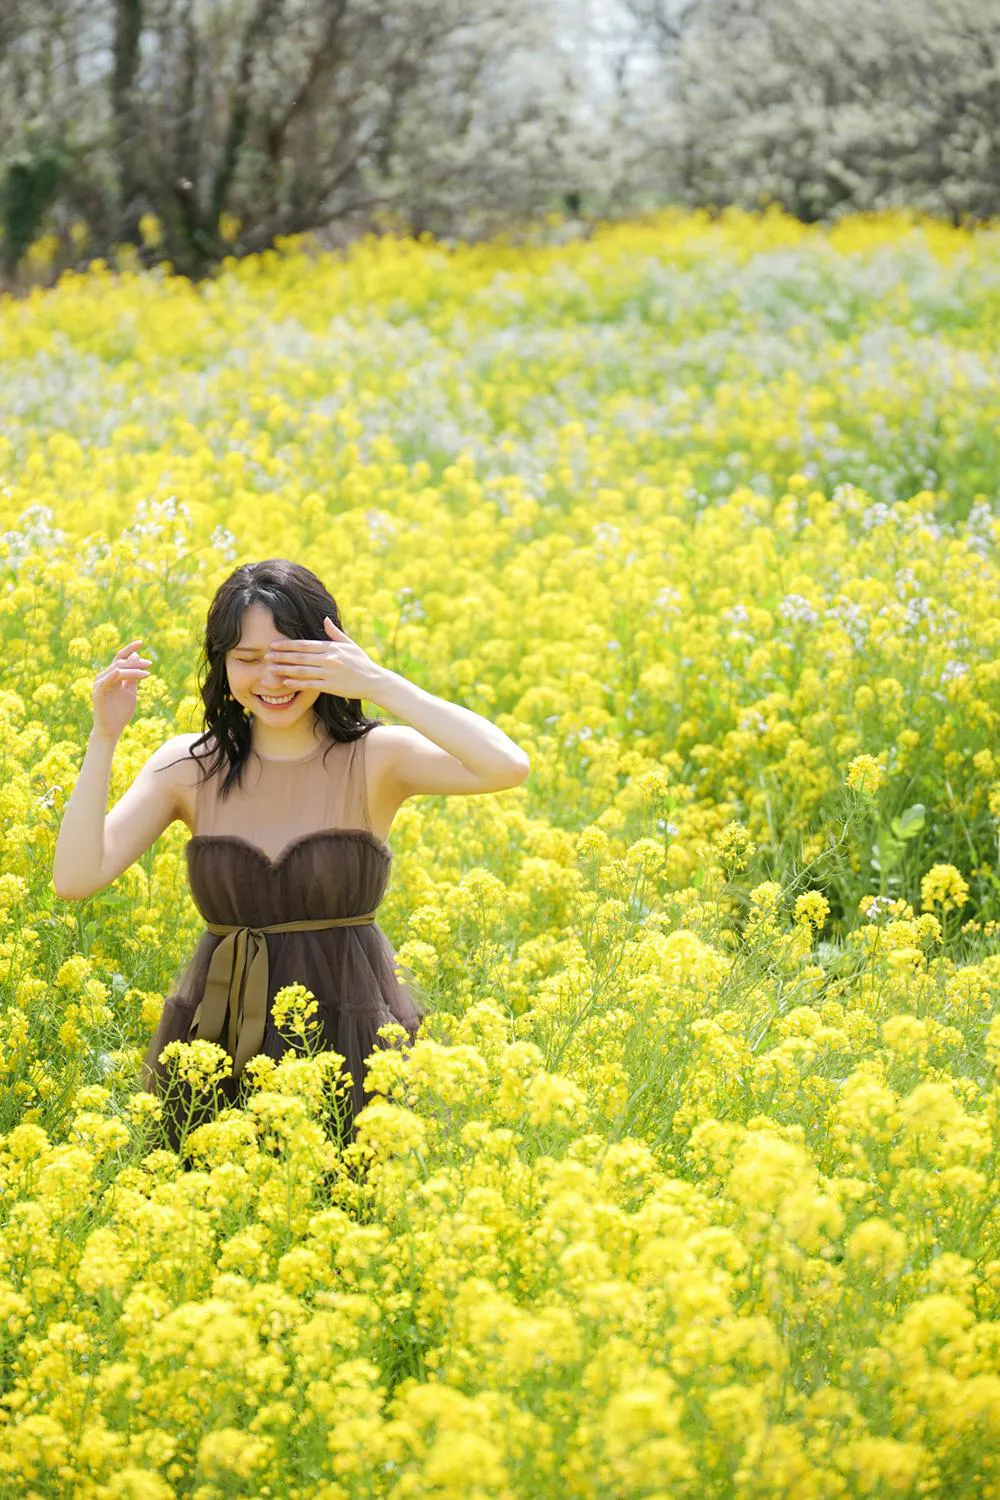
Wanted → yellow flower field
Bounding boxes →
[1,207,999,1496]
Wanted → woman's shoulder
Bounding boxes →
[156,732,217,831]
[163,731,216,778]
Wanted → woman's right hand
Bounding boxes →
[92,638,153,740]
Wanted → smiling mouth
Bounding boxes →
[255,692,298,706]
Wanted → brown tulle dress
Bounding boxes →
[139,729,426,1151]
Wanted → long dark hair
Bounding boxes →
[158,558,385,801]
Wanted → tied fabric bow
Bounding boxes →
[186,912,378,1077]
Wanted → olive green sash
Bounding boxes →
[187,913,377,1078]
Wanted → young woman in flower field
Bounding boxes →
[53,557,530,1147]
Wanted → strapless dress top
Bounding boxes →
[140,816,425,1149]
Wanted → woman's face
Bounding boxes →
[225,602,321,727]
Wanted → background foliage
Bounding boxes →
[1,0,997,285]
[0,212,999,1491]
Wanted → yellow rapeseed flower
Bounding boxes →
[846,753,886,795]
[920,862,970,914]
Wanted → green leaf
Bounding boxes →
[891,803,926,840]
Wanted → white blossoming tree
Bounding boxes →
[616,0,1000,223]
[1,0,997,282]
[0,0,598,279]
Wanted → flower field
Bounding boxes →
[1,207,1000,1496]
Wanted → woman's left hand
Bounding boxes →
[266,617,382,701]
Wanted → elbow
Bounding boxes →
[53,860,107,902]
[52,873,96,901]
[507,755,531,786]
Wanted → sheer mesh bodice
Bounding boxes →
[139,729,425,1150]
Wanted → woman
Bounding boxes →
[53,558,530,1152]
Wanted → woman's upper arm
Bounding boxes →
[95,735,192,894]
[364,723,525,802]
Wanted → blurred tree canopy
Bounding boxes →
[614,0,1000,225]
[0,0,599,279]
[0,0,996,284]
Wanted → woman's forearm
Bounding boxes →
[366,667,530,782]
[52,729,119,900]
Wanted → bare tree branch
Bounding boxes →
[264,0,350,161]
[210,0,286,224]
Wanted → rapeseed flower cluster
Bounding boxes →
[0,208,998,1495]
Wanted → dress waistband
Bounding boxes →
[186,913,378,1080]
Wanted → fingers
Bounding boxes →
[111,640,152,668]
[99,644,152,682]
[97,668,149,688]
